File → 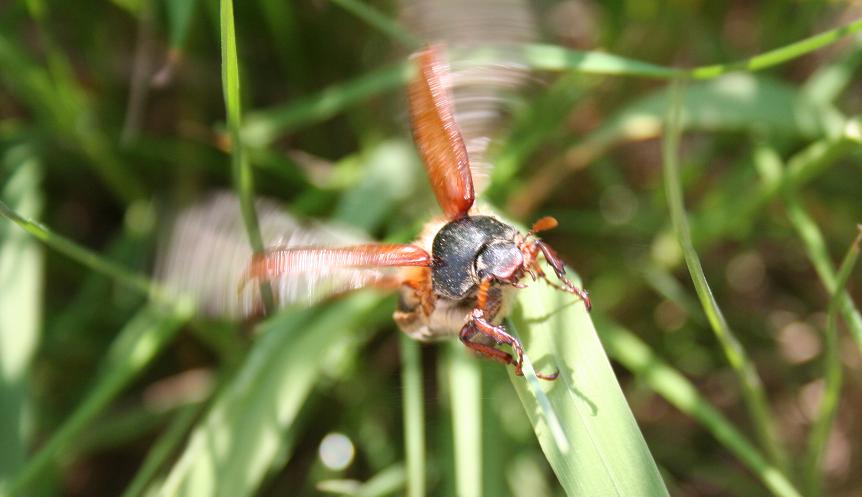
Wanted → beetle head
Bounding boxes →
[475,240,524,283]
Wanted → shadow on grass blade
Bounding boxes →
[507,265,669,497]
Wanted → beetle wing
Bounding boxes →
[156,194,408,318]
[409,45,475,220]
[401,1,537,197]
[242,244,430,313]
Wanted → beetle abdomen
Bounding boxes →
[431,216,516,299]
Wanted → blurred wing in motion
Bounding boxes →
[243,243,431,298]
[401,0,538,195]
[409,45,475,220]
[155,193,408,319]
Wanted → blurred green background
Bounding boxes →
[1,1,861,496]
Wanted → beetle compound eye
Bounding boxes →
[476,241,524,282]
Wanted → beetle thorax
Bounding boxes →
[431,216,521,300]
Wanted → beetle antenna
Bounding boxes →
[529,216,558,237]
[535,240,592,311]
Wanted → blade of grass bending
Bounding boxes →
[155,295,380,497]
[219,0,273,311]
[0,200,157,299]
[596,319,803,497]
[399,335,426,497]
[0,306,189,497]
[330,0,420,48]
[446,342,481,497]
[804,227,862,497]
[753,143,862,354]
[0,149,42,482]
[662,80,786,471]
[507,269,669,497]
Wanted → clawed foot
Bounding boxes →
[460,309,559,381]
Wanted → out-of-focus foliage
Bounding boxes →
[0,1,861,497]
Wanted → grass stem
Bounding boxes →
[662,80,787,471]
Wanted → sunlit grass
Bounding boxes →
[0,3,860,497]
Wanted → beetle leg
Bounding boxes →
[459,321,518,368]
[460,308,559,380]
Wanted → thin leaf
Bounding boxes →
[219,0,271,310]
[687,17,862,78]
[0,200,158,299]
[662,80,785,470]
[804,227,861,497]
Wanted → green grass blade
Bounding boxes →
[0,147,42,482]
[507,270,669,497]
[399,335,426,497]
[155,295,380,497]
[219,0,263,252]
[1,307,189,497]
[597,319,803,497]
[446,342,481,497]
[219,0,272,311]
[662,80,785,470]
[0,200,159,299]
[804,227,862,497]
[330,0,420,48]
[688,17,862,79]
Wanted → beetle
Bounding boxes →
[238,46,590,380]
